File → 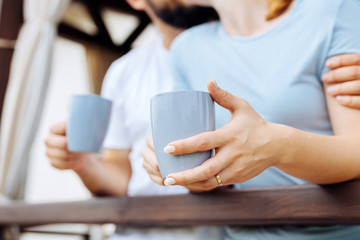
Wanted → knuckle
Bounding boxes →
[45,149,52,157]
[49,159,58,168]
[355,82,360,93]
[237,98,249,109]
[337,56,344,66]
[44,137,50,146]
[348,97,356,106]
[60,138,68,149]
[220,89,232,100]
[204,165,216,179]
[141,160,147,169]
[151,175,164,186]
[354,67,360,78]
[334,84,342,94]
[141,148,147,157]
[196,137,208,150]
[354,54,360,65]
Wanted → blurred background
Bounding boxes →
[0,1,158,239]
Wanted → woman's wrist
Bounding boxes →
[268,122,297,169]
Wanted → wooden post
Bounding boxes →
[0,0,23,122]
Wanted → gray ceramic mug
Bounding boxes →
[151,91,215,178]
[67,94,112,153]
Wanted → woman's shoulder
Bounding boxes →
[171,21,221,50]
[299,0,358,19]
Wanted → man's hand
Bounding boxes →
[45,122,89,172]
[322,53,360,109]
[142,134,164,186]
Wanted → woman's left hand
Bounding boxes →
[163,79,289,191]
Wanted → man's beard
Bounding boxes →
[146,0,218,29]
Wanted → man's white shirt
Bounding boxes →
[101,36,221,240]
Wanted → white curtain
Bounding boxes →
[0,0,70,200]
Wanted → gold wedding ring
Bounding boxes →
[215,174,223,186]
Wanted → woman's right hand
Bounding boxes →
[45,122,88,172]
[142,133,164,186]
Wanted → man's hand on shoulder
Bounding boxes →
[322,53,360,109]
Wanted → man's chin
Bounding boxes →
[145,0,218,28]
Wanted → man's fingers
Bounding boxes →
[336,96,360,110]
[50,122,67,135]
[142,147,161,174]
[146,133,155,151]
[326,80,360,96]
[49,158,72,170]
[142,159,161,176]
[45,134,68,149]
[165,131,223,155]
[322,66,360,83]
[150,175,165,186]
[142,144,160,170]
[326,53,360,69]
[46,148,71,159]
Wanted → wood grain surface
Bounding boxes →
[1,180,360,227]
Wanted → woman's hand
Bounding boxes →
[323,53,360,109]
[142,133,165,186]
[162,79,289,191]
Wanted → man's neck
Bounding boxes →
[155,19,183,49]
[212,0,291,37]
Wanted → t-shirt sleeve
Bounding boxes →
[100,60,132,150]
[327,0,360,58]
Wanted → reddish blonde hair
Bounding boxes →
[267,0,294,20]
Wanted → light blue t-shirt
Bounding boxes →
[171,0,360,239]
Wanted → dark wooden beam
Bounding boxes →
[74,0,142,16]
[84,0,114,46]
[120,15,150,51]
[0,0,23,121]
[1,180,360,227]
[58,0,151,53]
[58,23,128,53]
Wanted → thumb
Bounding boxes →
[207,78,240,113]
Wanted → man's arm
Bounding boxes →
[45,122,131,196]
[322,53,360,109]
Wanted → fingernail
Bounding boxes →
[322,73,331,82]
[164,178,176,186]
[326,85,337,95]
[210,77,218,88]
[163,145,175,154]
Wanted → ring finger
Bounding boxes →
[185,173,227,191]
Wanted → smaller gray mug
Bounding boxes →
[151,91,215,178]
[67,94,112,153]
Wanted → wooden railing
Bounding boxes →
[1,180,360,228]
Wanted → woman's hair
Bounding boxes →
[267,0,294,20]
